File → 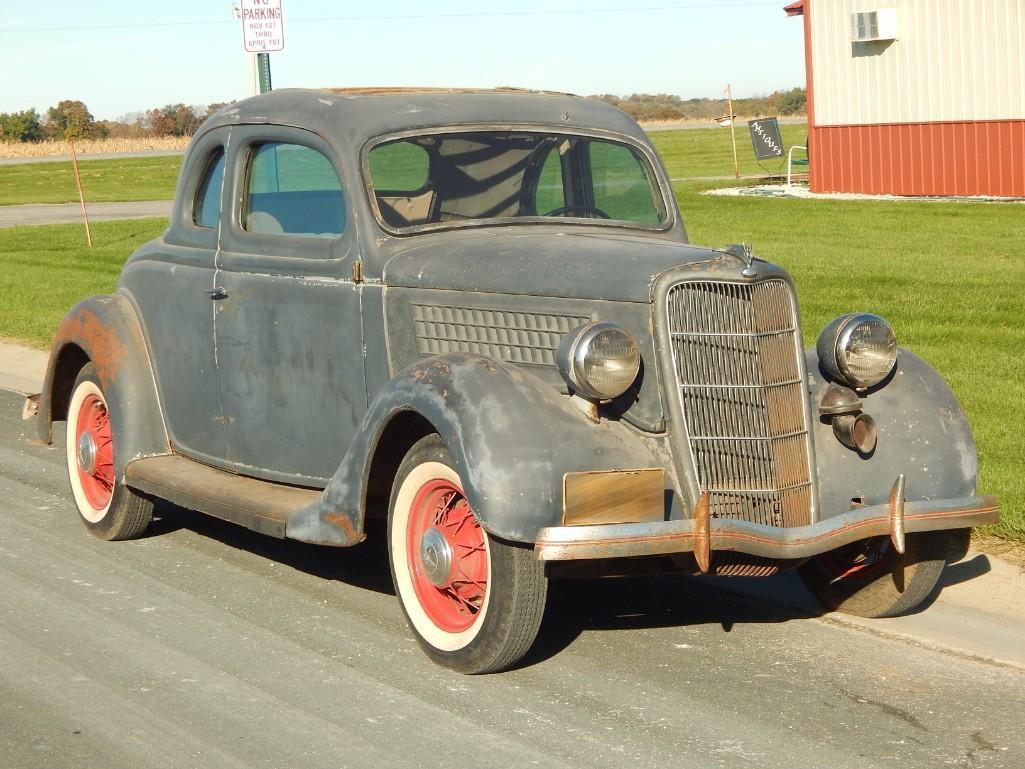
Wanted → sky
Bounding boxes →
[1,1,806,121]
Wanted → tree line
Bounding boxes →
[589,88,806,121]
[0,100,232,143]
[0,88,806,143]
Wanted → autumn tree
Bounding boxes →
[145,104,204,136]
[46,99,106,139]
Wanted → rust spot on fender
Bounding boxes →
[411,358,453,385]
[324,512,365,544]
[54,304,131,386]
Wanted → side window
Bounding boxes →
[193,149,225,228]
[244,142,345,238]
[369,140,430,191]
[368,140,433,228]
[532,145,565,215]
[588,141,662,225]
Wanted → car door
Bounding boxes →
[214,126,366,486]
[120,127,230,467]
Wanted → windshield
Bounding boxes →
[366,131,668,232]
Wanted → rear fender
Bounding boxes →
[37,294,170,477]
[287,353,667,546]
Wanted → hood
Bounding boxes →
[380,228,729,302]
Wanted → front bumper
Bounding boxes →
[534,491,998,563]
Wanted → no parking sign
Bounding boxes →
[240,0,285,53]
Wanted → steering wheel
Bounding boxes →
[543,204,611,219]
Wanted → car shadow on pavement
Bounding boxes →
[141,498,993,671]
[522,571,823,668]
[523,550,994,668]
[147,501,396,596]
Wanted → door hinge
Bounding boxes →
[351,259,364,284]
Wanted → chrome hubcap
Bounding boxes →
[419,527,453,587]
[77,431,97,474]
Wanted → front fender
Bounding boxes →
[287,353,667,546]
[808,347,978,518]
[36,293,170,478]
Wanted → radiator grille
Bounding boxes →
[666,280,813,527]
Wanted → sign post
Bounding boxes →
[239,0,284,95]
[67,139,93,249]
[723,84,739,179]
[256,53,272,93]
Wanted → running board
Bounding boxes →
[125,455,322,538]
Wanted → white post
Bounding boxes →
[249,53,259,96]
[726,83,739,180]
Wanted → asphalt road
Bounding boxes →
[1,388,1022,769]
[0,150,185,167]
[0,201,171,228]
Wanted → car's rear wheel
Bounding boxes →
[388,434,547,673]
[66,363,153,540]
[797,531,949,618]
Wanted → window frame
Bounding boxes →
[166,127,229,251]
[361,124,676,237]
[221,125,354,267]
[241,140,346,240]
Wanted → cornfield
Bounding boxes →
[0,136,191,159]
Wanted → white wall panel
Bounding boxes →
[810,0,1025,125]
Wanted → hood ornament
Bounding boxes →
[726,243,758,278]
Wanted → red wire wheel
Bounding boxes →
[388,435,548,672]
[405,478,489,633]
[74,393,116,511]
[799,531,951,618]
[815,536,891,584]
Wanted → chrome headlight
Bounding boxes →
[817,313,897,389]
[557,322,640,401]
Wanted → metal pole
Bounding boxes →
[726,83,739,179]
[68,139,93,249]
[257,53,272,93]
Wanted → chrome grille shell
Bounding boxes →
[661,278,817,527]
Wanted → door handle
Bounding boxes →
[205,287,229,300]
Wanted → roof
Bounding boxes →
[201,87,646,148]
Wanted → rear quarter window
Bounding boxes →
[193,149,225,228]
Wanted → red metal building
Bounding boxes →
[786,0,1025,197]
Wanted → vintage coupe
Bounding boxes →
[33,88,998,673]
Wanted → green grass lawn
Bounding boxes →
[0,157,182,206]
[650,122,810,179]
[0,124,1021,542]
[0,123,805,207]
[0,219,167,343]
[0,123,807,207]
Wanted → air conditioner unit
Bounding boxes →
[851,9,897,42]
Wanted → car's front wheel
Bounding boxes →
[797,531,950,618]
[388,434,547,673]
[65,363,153,540]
